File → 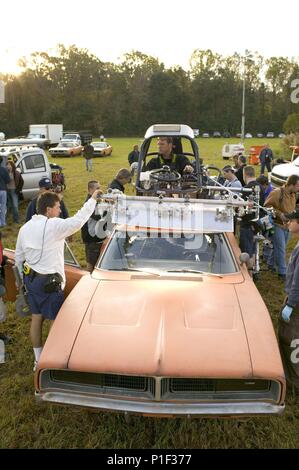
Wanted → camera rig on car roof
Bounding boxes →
[133,124,264,217]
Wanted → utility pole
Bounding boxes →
[241,69,245,142]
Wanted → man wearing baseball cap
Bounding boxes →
[25,177,69,222]
[222,165,242,189]
[279,208,299,397]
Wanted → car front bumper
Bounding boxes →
[35,390,285,417]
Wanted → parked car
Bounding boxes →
[257,133,264,138]
[266,132,275,138]
[202,132,210,138]
[278,133,286,139]
[49,141,83,157]
[62,133,82,146]
[4,123,284,418]
[92,141,113,157]
[63,130,93,146]
[245,133,253,138]
[213,131,221,138]
[222,131,231,138]
[236,133,242,138]
[271,146,299,188]
[0,146,51,200]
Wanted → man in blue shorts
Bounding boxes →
[15,188,101,370]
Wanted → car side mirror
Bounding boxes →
[239,252,250,266]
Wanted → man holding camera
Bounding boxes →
[15,188,102,370]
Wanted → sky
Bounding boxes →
[1,0,299,74]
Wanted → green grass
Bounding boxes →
[0,137,298,449]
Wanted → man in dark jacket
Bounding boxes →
[83,143,94,172]
[108,168,131,193]
[81,180,106,272]
[259,144,273,175]
[0,156,11,227]
[145,137,193,175]
[25,177,69,222]
[128,145,140,166]
[235,155,247,186]
[279,209,299,397]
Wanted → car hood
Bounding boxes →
[272,162,299,177]
[68,279,253,377]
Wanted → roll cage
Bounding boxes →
[135,124,203,196]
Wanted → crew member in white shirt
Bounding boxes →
[15,188,102,370]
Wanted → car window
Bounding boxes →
[23,154,46,172]
[64,242,80,267]
[99,230,237,274]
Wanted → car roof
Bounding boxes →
[144,124,194,139]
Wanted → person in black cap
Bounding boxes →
[278,208,299,397]
[25,177,69,222]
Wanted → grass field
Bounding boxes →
[0,137,298,449]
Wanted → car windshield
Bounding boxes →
[59,142,74,148]
[93,142,106,148]
[63,134,78,140]
[98,230,237,274]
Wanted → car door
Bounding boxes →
[3,242,88,302]
[62,243,89,297]
[17,151,50,200]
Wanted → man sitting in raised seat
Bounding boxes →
[145,137,193,175]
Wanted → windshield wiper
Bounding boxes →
[167,269,223,278]
[108,268,161,277]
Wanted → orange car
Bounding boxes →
[5,214,285,418]
[49,141,84,157]
[91,141,113,157]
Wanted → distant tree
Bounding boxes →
[284,113,299,134]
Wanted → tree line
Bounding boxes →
[0,45,299,138]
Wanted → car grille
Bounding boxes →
[51,151,68,156]
[40,370,278,402]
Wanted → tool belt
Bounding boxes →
[24,264,63,293]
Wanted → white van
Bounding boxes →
[222,143,245,160]
[0,146,52,200]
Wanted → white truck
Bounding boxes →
[222,143,245,160]
[0,145,52,199]
[5,124,63,149]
